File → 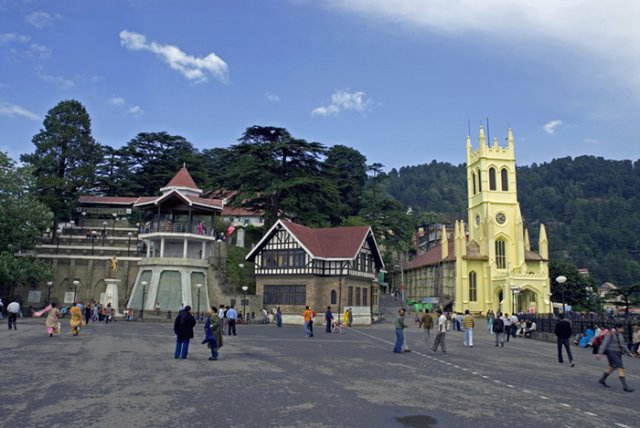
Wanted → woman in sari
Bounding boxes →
[202,306,223,360]
[45,303,61,337]
[69,303,84,336]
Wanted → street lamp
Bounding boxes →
[91,230,98,255]
[510,285,520,314]
[241,285,249,322]
[197,283,203,321]
[81,211,86,228]
[140,281,147,321]
[556,275,567,314]
[112,213,117,234]
[127,232,133,256]
[68,220,75,245]
[72,279,80,304]
[46,281,53,304]
[102,221,108,246]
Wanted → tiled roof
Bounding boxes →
[222,206,263,216]
[404,242,455,270]
[525,250,545,261]
[283,221,371,259]
[165,166,199,190]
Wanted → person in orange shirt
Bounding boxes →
[303,306,313,337]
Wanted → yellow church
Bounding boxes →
[403,127,551,314]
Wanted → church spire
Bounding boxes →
[539,223,548,259]
[441,224,449,259]
[478,125,487,147]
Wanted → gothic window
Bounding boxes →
[472,172,477,195]
[331,289,337,305]
[489,167,497,191]
[501,168,509,191]
[495,240,506,269]
[469,271,477,302]
[477,169,482,192]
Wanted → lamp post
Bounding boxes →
[81,211,86,228]
[241,285,248,322]
[55,229,62,254]
[46,281,53,304]
[72,279,80,304]
[510,285,520,314]
[91,230,98,255]
[197,283,202,321]
[127,232,133,256]
[102,221,108,246]
[135,222,141,252]
[112,213,117,234]
[556,275,567,314]
[140,281,147,321]
[68,220,75,245]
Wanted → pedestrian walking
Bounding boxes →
[597,322,638,392]
[418,309,433,347]
[431,309,448,355]
[7,299,20,330]
[226,306,237,336]
[219,304,226,334]
[174,305,196,359]
[202,306,223,361]
[275,307,282,327]
[303,306,313,337]
[486,309,494,335]
[554,313,574,367]
[503,313,512,342]
[45,303,61,336]
[347,308,353,327]
[393,308,407,353]
[463,309,475,347]
[84,304,91,325]
[493,312,505,347]
[325,306,333,333]
[69,303,84,336]
[510,313,519,338]
[0,298,4,320]
[343,308,349,327]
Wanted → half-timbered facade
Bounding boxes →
[246,220,384,325]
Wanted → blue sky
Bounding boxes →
[1,0,639,171]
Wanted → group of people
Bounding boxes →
[395,306,639,393]
[173,304,227,361]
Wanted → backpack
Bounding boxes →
[592,329,609,354]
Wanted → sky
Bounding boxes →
[1,0,639,171]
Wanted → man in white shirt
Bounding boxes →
[510,314,519,338]
[431,309,448,356]
[219,304,226,335]
[503,313,512,342]
[7,299,20,330]
[226,306,237,336]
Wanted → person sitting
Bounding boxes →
[524,320,537,337]
[579,327,595,348]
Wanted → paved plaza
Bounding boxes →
[1,310,638,428]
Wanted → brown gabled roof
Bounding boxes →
[404,242,455,270]
[525,250,545,261]
[222,206,263,216]
[165,166,199,190]
[133,191,222,210]
[283,221,370,259]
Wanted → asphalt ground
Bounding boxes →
[1,311,638,428]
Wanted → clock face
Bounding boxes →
[475,214,481,225]
[495,212,507,225]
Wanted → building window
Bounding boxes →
[472,172,477,195]
[495,240,506,269]
[263,285,306,305]
[331,289,337,305]
[489,167,496,191]
[348,286,354,306]
[469,271,477,302]
[501,168,509,191]
[355,287,361,306]
[261,249,306,268]
[363,288,368,307]
[477,169,482,192]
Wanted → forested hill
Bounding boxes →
[383,156,640,286]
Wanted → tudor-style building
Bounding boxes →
[245,220,385,325]
[402,127,551,314]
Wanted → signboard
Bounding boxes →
[76,207,132,215]
[64,292,75,304]
[421,297,439,304]
[27,290,41,303]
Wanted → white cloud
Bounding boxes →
[323,1,640,95]
[312,90,372,117]
[36,67,74,89]
[127,105,143,117]
[28,43,51,59]
[0,102,40,120]
[543,120,563,135]
[25,11,60,28]
[109,96,126,106]
[119,30,229,83]
[0,32,29,44]
[583,138,599,144]
[266,92,280,103]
